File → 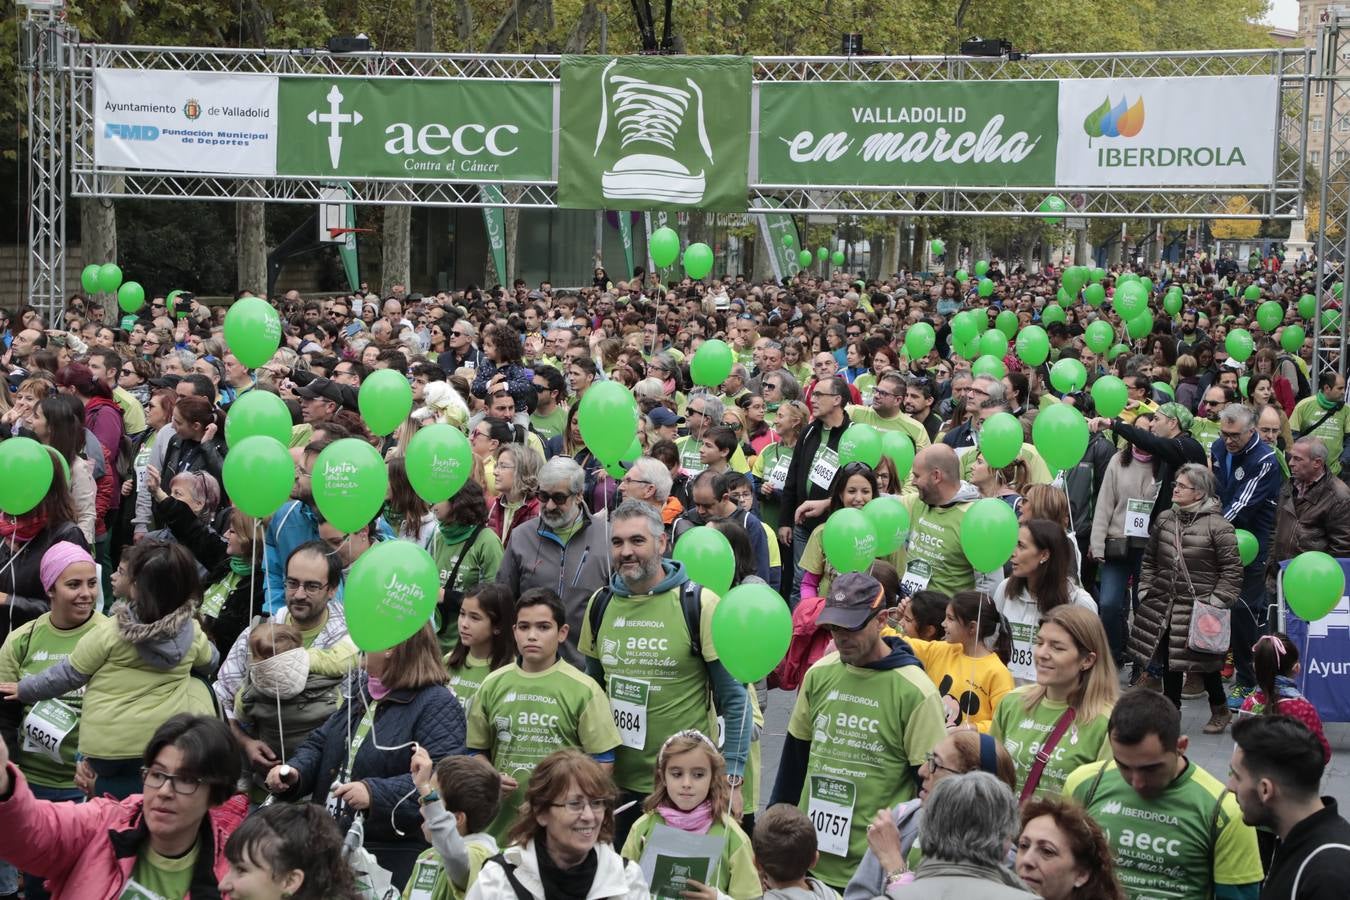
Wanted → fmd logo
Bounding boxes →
[104,123,160,141]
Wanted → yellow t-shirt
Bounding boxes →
[903,637,1014,734]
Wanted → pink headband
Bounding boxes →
[40,541,95,593]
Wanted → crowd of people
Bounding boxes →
[0,250,1345,899]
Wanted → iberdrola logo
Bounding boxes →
[1083,97,1144,142]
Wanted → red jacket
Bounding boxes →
[0,763,247,900]
[768,594,832,692]
[487,495,541,545]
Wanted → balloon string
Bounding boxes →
[255,520,287,766]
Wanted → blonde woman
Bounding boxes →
[751,399,807,534]
[488,443,543,544]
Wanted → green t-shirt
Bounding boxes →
[902,496,976,597]
[69,614,215,760]
[403,836,496,900]
[1189,418,1222,459]
[620,812,760,899]
[676,435,750,475]
[579,585,722,794]
[466,658,620,840]
[1290,397,1350,474]
[852,374,878,406]
[989,686,1112,800]
[530,404,569,442]
[750,441,794,530]
[0,611,104,787]
[845,405,931,449]
[123,842,198,900]
[428,529,505,654]
[785,650,946,889]
[1064,760,1263,899]
[446,652,493,718]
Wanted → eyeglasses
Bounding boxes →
[924,752,963,778]
[688,407,706,417]
[621,477,652,488]
[872,388,897,400]
[1174,481,1196,493]
[284,577,328,596]
[1220,429,1247,442]
[764,382,781,392]
[814,391,840,398]
[451,329,472,338]
[551,797,609,814]
[141,767,209,795]
[536,489,574,507]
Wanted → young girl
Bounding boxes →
[444,583,515,716]
[902,591,1015,734]
[891,589,947,642]
[1240,633,1331,762]
[798,463,906,599]
[620,731,759,900]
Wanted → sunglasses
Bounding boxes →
[535,489,574,507]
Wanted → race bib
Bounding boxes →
[406,856,442,900]
[767,457,791,491]
[609,676,649,750]
[809,447,840,491]
[807,775,855,857]
[1124,499,1153,538]
[681,447,706,475]
[900,559,933,597]
[22,698,78,764]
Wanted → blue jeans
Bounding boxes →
[88,757,144,800]
[1098,551,1143,664]
[23,784,84,900]
[1231,551,1271,689]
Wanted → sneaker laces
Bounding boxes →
[594,59,714,161]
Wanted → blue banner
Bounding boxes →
[1279,558,1350,724]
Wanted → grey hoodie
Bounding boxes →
[764,878,840,899]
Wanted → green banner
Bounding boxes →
[479,185,507,286]
[558,56,752,212]
[332,181,360,291]
[277,77,553,181]
[757,81,1059,187]
[756,199,800,281]
[616,211,635,279]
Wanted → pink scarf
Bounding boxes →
[367,675,392,700]
[658,800,715,835]
[1131,448,1154,463]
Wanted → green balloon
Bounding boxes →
[817,246,830,261]
[838,423,882,468]
[978,412,1024,468]
[684,242,715,280]
[406,424,472,504]
[1062,268,1086,298]
[971,355,1006,379]
[1015,325,1050,366]
[345,540,440,652]
[977,277,995,298]
[1089,267,1106,284]
[117,281,145,314]
[1084,320,1115,354]
[1118,272,1139,283]
[1114,281,1148,319]
[955,268,969,283]
[650,227,680,268]
[1243,284,1262,301]
[1284,551,1346,621]
[1298,293,1316,320]
[955,335,981,360]
[950,311,978,345]
[978,330,1009,360]
[674,526,735,595]
[1139,277,1153,295]
[974,260,990,277]
[1057,287,1071,306]
[1239,375,1250,399]
[930,239,945,256]
[1040,303,1066,326]
[822,508,878,574]
[96,263,123,294]
[1032,403,1089,472]
[358,368,414,437]
[1084,283,1106,307]
[1050,358,1088,394]
[602,436,644,480]
[960,498,1019,572]
[1281,324,1306,353]
[904,322,936,360]
[222,436,294,518]
[690,338,735,388]
[1323,309,1342,331]
[44,445,69,487]
[1163,289,1183,316]
[1109,343,1131,361]
[781,232,795,248]
[831,250,846,267]
[1255,298,1281,331]
[711,584,791,682]
[1226,328,1254,362]
[0,436,55,515]
[1151,381,1175,400]
[972,309,989,333]
[1337,283,1345,299]
[577,381,639,461]
[225,390,292,447]
[223,297,282,369]
[995,310,1019,340]
[1090,375,1128,418]
[881,431,915,482]
[1038,194,1067,225]
[312,438,388,533]
[863,495,910,556]
[80,264,101,294]
[797,249,813,269]
[1126,310,1154,340]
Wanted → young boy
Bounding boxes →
[752,804,840,899]
[466,587,621,840]
[405,750,502,900]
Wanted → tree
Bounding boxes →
[1211,196,1261,240]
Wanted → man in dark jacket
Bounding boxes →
[779,375,851,606]
[1269,437,1350,587]
[1093,402,1206,525]
[1212,404,1285,707]
[1228,715,1350,900]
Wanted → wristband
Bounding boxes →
[885,871,914,888]
[418,789,440,807]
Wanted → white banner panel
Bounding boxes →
[94,69,278,175]
[1054,76,1278,187]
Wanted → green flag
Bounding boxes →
[479,184,507,286]
[616,211,635,280]
[756,199,801,282]
[558,55,752,212]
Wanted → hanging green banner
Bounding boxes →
[616,211,635,279]
[479,185,508,286]
[755,199,800,282]
[276,78,553,181]
[558,55,752,212]
[757,81,1059,187]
